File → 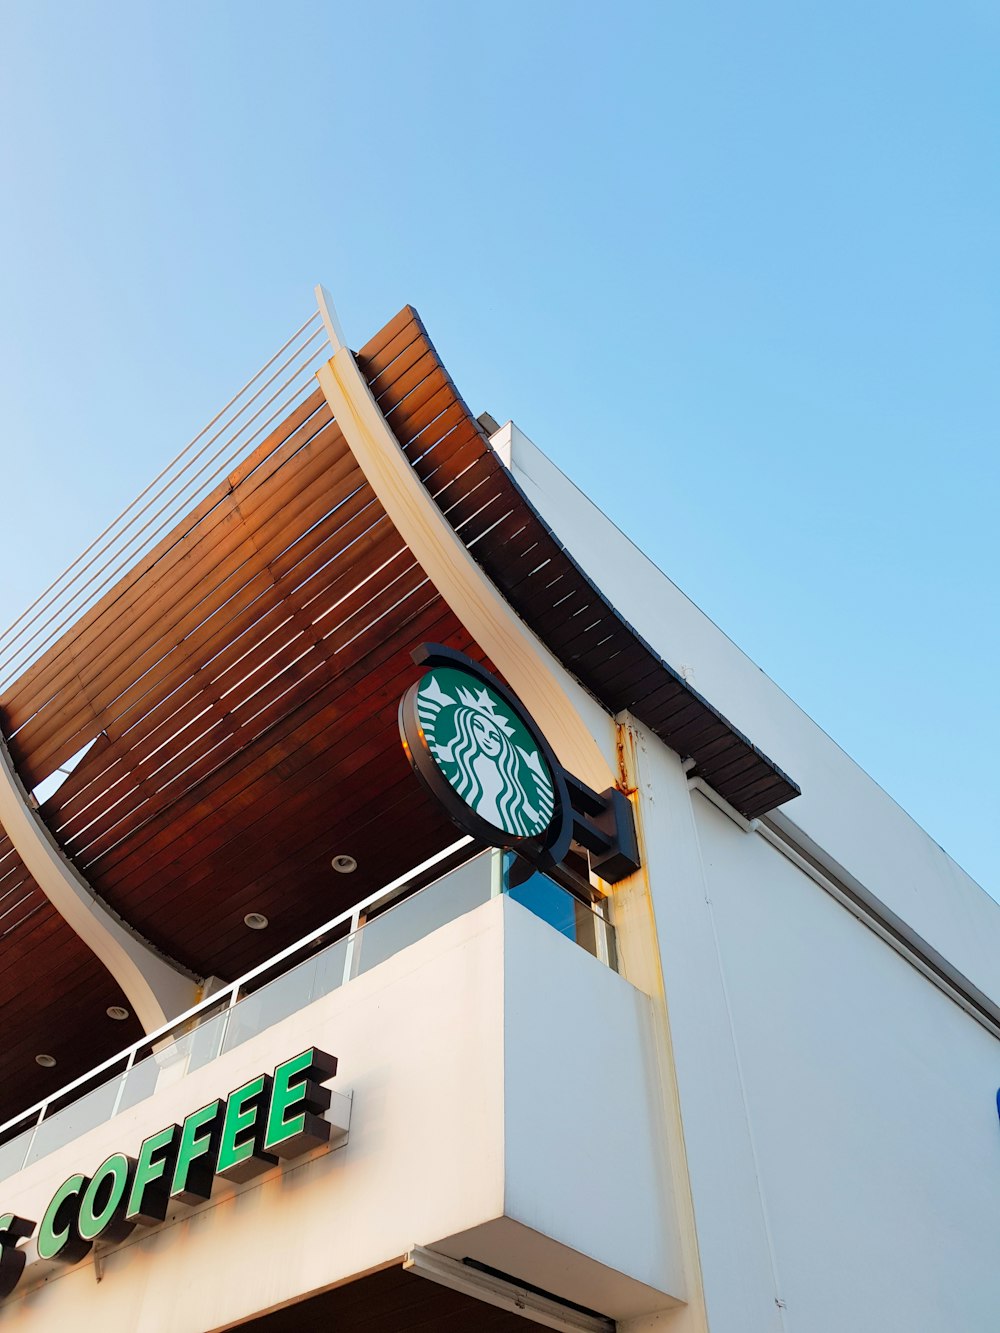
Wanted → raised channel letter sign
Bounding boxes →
[399,644,641,883]
[0,1046,338,1301]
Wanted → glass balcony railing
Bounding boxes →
[0,844,616,1184]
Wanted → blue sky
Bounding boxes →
[0,2,997,894]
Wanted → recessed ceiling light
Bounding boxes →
[331,854,358,874]
[35,1054,56,1068]
[107,1005,130,1021]
[244,912,269,930]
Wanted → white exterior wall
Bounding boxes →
[502,890,681,1290]
[497,422,1000,1013]
[3,411,995,1332]
[691,793,1000,1332]
[492,423,1000,1331]
[0,898,680,1330]
[615,714,1000,1333]
[621,726,787,1333]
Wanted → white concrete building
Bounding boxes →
[0,290,995,1332]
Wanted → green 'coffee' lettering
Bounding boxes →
[1,1043,340,1302]
[37,1174,91,1264]
[126,1124,180,1225]
[216,1075,277,1183]
[170,1100,223,1205]
[264,1047,337,1158]
[77,1154,136,1245]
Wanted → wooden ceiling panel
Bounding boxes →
[0,294,799,1140]
[0,900,143,1127]
[64,599,465,906]
[0,308,490,1131]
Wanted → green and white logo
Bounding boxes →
[415,666,555,839]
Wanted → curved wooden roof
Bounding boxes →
[0,299,798,1126]
[0,313,484,1123]
[355,307,800,821]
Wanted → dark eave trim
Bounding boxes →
[359,307,801,820]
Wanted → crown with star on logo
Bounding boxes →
[453,684,516,737]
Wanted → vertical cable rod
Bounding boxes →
[0,312,330,692]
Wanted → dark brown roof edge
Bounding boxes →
[502,480,799,808]
[359,308,800,820]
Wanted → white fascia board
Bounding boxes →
[493,421,1000,1013]
[0,899,681,1329]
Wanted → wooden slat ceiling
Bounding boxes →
[0,297,798,1130]
[0,828,143,1124]
[0,312,487,1125]
[356,307,800,821]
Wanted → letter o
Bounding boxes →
[77,1154,136,1245]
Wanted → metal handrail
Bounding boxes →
[0,836,474,1146]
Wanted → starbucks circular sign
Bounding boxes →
[399,652,569,854]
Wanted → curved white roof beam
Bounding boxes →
[314,285,615,791]
[0,732,199,1032]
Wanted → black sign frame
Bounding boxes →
[398,644,574,872]
[399,645,641,884]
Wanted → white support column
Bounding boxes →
[313,285,615,792]
[0,732,199,1033]
[315,287,719,1330]
[616,714,786,1333]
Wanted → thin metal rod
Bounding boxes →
[18,1104,47,1173]
[0,324,328,673]
[0,359,329,697]
[108,1048,135,1120]
[0,338,330,686]
[0,313,323,656]
[342,910,363,984]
